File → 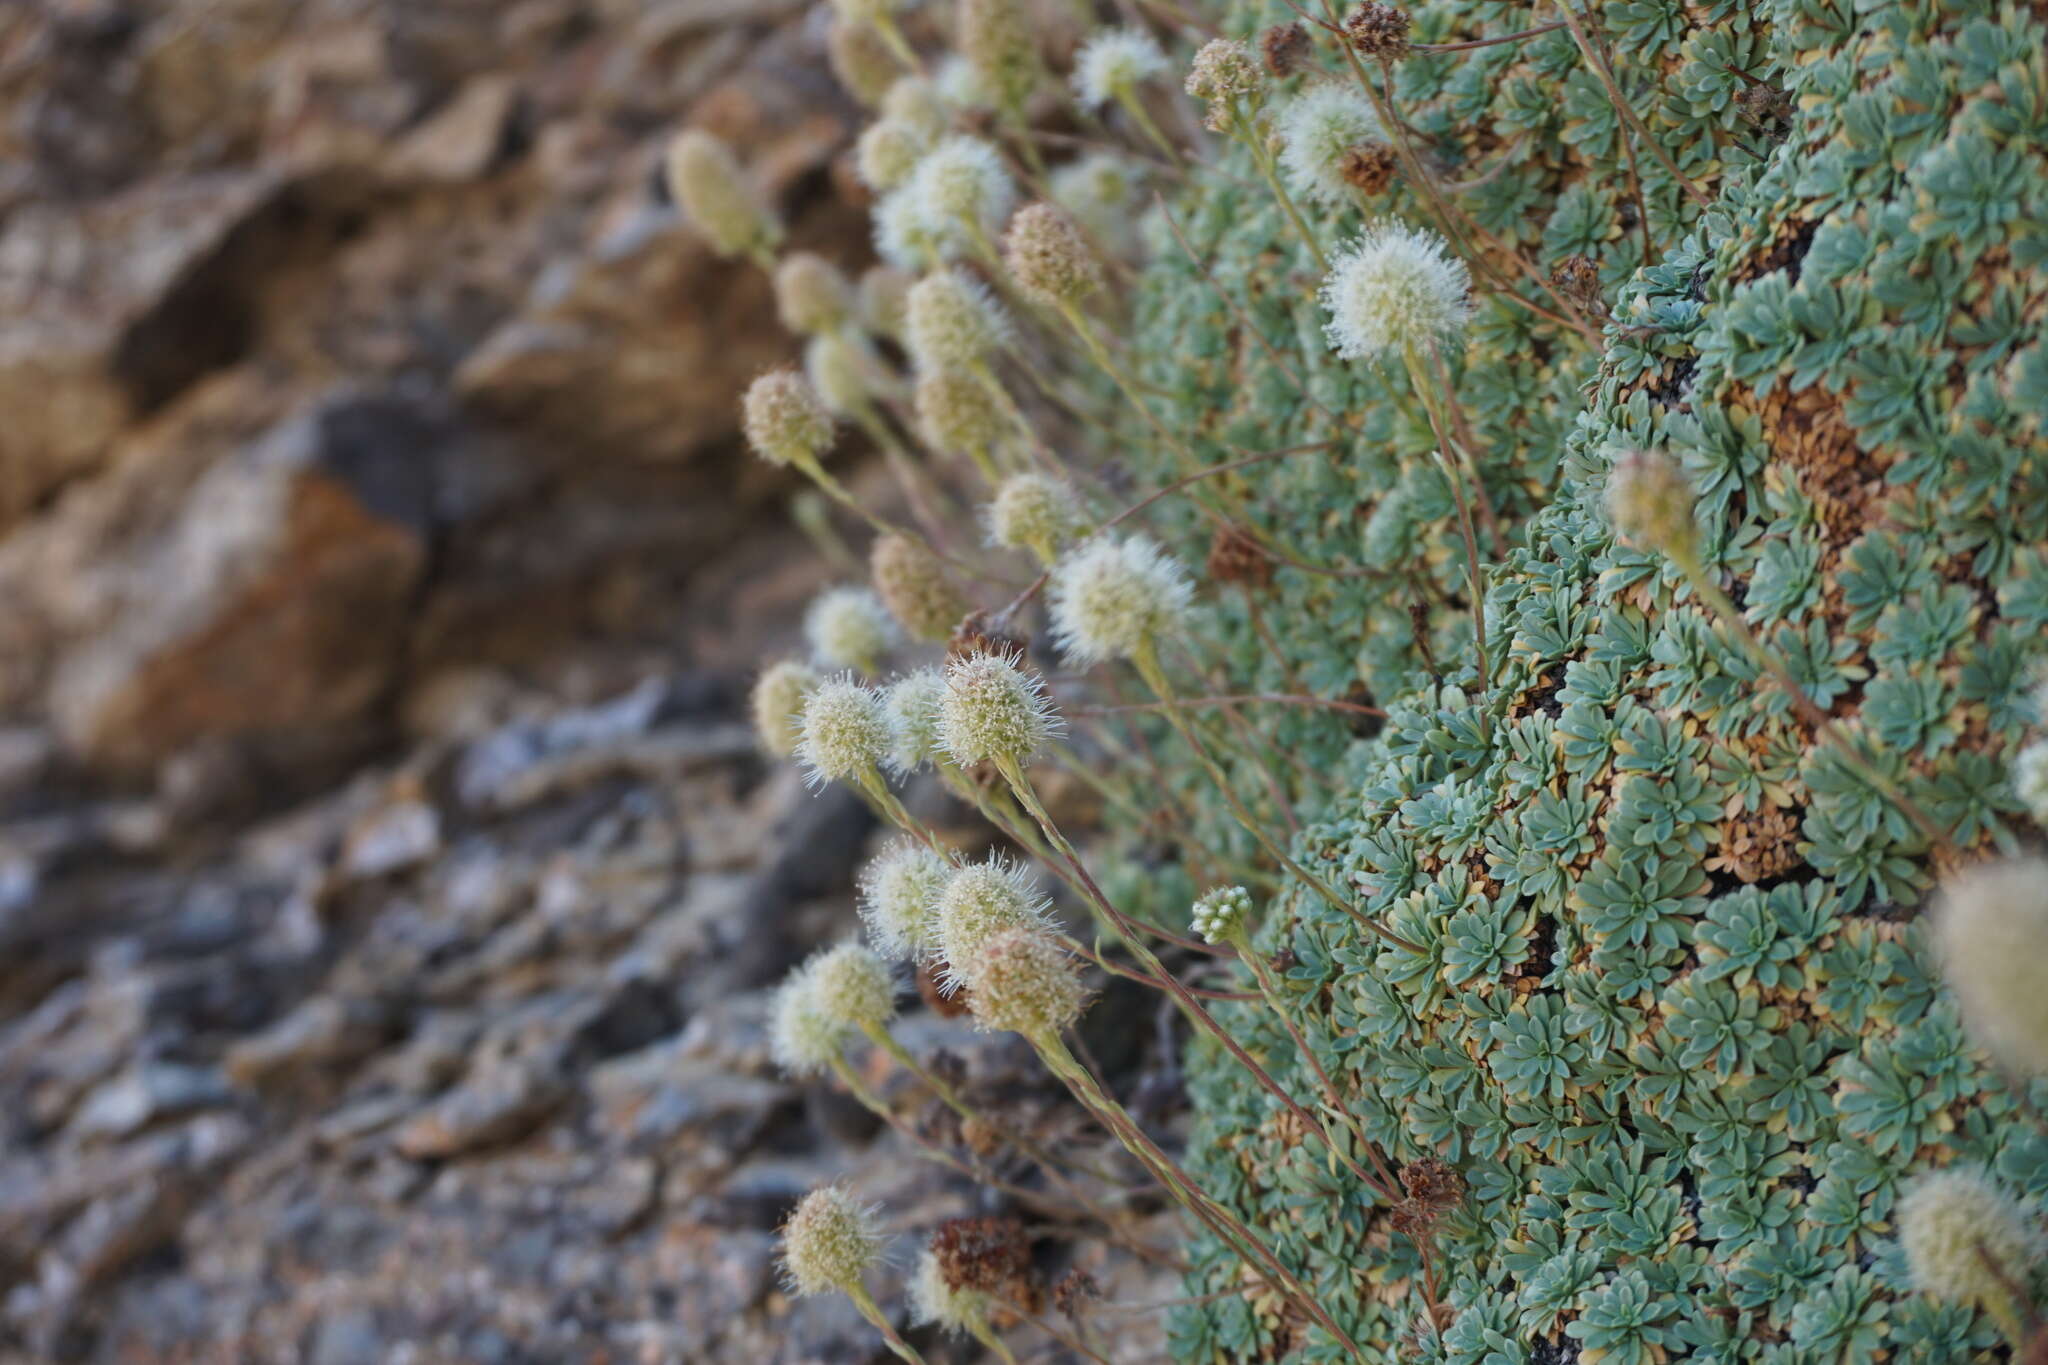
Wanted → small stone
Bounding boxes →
[392,1059,567,1159]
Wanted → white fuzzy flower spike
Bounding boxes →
[1072,27,1170,108]
[1932,856,2048,1076]
[779,1186,886,1297]
[805,586,899,675]
[937,650,1059,770]
[795,675,892,789]
[1319,219,1472,365]
[1277,86,1385,207]
[933,855,1053,995]
[1047,534,1194,666]
[858,839,951,959]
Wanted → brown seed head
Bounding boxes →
[1206,524,1273,587]
[1551,254,1605,313]
[931,1216,1034,1296]
[1261,22,1314,78]
[1338,141,1398,195]
[1344,3,1411,58]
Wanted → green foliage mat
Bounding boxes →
[1107,0,2048,1358]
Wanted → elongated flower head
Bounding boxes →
[2012,740,2048,827]
[934,856,1052,993]
[665,128,779,259]
[1003,202,1102,307]
[1191,885,1254,945]
[1604,449,1699,558]
[804,331,875,417]
[882,668,947,776]
[1319,219,1471,363]
[935,54,994,112]
[774,252,854,336]
[805,585,899,674]
[769,966,843,1076]
[971,927,1087,1037]
[959,0,1039,113]
[1278,85,1386,207]
[858,838,950,957]
[915,368,1006,460]
[1933,856,2048,1076]
[796,675,891,787]
[856,118,928,193]
[987,472,1086,565]
[808,941,898,1032]
[938,650,1057,768]
[906,270,1010,371]
[1047,534,1194,666]
[780,1186,886,1296]
[742,369,835,468]
[911,135,1018,257]
[909,1247,993,1334]
[1186,37,1264,107]
[751,658,821,758]
[882,75,950,142]
[1897,1166,2042,1305]
[828,19,898,108]
[1072,27,1169,108]
[874,185,940,271]
[871,532,969,642]
[859,265,913,340]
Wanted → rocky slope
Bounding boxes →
[0,2,1174,1360]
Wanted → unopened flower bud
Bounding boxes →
[742,369,835,468]
[1190,885,1254,944]
[882,75,950,142]
[780,1186,886,1296]
[915,368,1007,461]
[775,252,855,336]
[1319,219,1471,363]
[856,118,928,192]
[1186,38,1263,105]
[859,265,914,340]
[935,856,1052,993]
[1933,856,2048,1076]
[859,838,950,957]
[872,532,970,642]
[938,650,1057,769]
[1072,27,1169,109]
[808,941,898,1032]
[1603,450,1699,558]
[828,19,898,108]
[906,270,1011,371]
[1003,202,1102,307]
[971,927,1087,1038]
[665,128,779,260]
[796,676,892,787]
[986,473,1085,565]
[805,585,899,675]
[959,0,1039,114]
[1048,534,1194,666]
[913,136,1018,257]
[804,331,878,417]
[752,658,821,757]
[1897,1166,2042,1308]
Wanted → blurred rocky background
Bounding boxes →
[0,1,1175,1359]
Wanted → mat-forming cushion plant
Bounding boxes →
[697,0,2048,1358]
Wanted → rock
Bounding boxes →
[590,1046,793,1150]
[42,385,439,775]
[0,172,298,525]
[339,798,442,881]
[224,997,395,1091]
[386,76,521,184]
[69,1064,231,1142]
[391,1058,567,1160]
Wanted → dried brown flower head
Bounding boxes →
[931,1215,1034,1296]
[1551,253,1605,314]
[1338,141,1399,195]
[1206,524,1273,588]
[1344,3,1411,59]
[1260,21,1314,78]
